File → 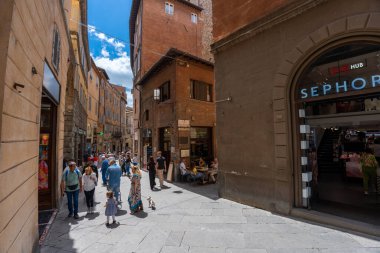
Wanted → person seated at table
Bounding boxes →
[179,159,191,181]
[190,161,206,183]
[208,158,218,183]
[199,157,206,168]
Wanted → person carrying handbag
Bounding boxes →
[83,166,97,214]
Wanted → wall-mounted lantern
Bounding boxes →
[153,88,160,101]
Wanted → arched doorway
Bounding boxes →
[292,40,380,224]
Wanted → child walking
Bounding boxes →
[105,191,117,226]
[83,166,97,214]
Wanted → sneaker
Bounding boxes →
[67,213,73,218]
[105,223,110,227]
[112,220,116,224]
[74,214,79,219]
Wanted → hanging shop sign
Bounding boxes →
[299,74,380,99]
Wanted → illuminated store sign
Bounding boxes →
[300,74,380,99]
[329,61,367,76]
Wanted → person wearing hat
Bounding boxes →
[106,157,122,203]
[60,161,83,219]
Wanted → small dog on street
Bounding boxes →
[147,196,156,210]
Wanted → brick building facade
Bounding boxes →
[130,0,213,164]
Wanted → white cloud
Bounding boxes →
[101,47,110,58]
[88,25,125,52]
[89,25,133,106]
[94,53,133,106]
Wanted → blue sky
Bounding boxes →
[88,0,133,105]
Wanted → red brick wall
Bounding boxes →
[212,0,295,42]
[140,0,203,79]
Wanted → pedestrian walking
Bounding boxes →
[147,156,156,190]
[60,161,82,219]
[156,151,166,188]
[128,166,143,213]
[132,153,139,166]
[360,148,378,195]
[126,154,132,177]
[105,191,117,226]
[83,166,97,214]
[101,154,109,186]
[106,157,122,202]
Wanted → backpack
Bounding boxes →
[65,168,81,182]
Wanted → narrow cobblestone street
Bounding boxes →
[41,169,380,253]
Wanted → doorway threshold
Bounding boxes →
[38,209,58,246]
[291,208,380,238]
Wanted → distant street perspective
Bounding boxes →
[0,0,380,252]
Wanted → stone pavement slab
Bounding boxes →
[41,168,380,253]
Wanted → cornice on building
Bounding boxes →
[211,0,327,53]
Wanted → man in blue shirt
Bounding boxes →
[106,157,122,202]
[101,154,109,186]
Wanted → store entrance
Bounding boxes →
[305,109,380,225]
[159,127,171,168]
[39,94,57,210]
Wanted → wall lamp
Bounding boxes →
[32,67,38,75]
[153,88,160,101]
[215,96,232,103]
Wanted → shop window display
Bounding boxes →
[296,42,380,224]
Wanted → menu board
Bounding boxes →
[38,134,49,190]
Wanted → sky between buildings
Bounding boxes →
[88,0,133,106]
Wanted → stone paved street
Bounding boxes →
[41,170,380,253]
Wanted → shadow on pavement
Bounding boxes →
[171,180,219,201]
[115,209,128,216]
[133,211,148,218]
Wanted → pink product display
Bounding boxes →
[344,153,363,178]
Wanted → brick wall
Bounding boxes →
[212,0,295,42]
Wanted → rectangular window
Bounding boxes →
[165,2,174,15]
[190,80,212,102]
[95,102,98,116]
[191,13,197,24]
[145,110,149,121]
[159,81,170,102]
[88,96,92,112]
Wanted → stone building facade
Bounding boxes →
[63,0,91,165]
[0,0,73,251]
[212,0,380,235]
[87,59,100,154]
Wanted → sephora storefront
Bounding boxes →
[296,42,380,224]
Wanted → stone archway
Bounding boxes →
[271,12,380,210]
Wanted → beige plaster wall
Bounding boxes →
[0,0,70,251]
